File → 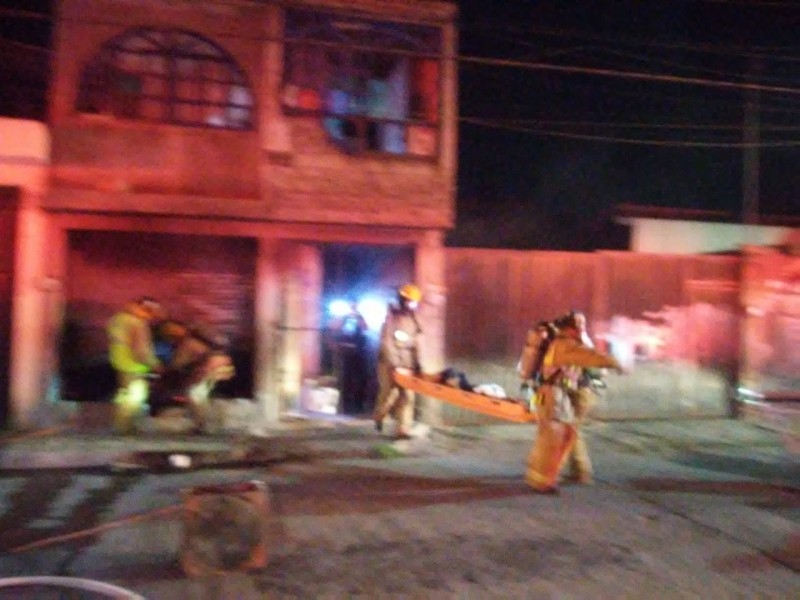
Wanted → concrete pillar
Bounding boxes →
[260,5,291,161]
[11,205,66,428]
[415,230,447,427]
[279,243,323,409]
[2,119,52,428]
[253,237,281,424]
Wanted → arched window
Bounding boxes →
[76,28,254,130]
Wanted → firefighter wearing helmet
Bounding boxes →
[373,283,423,439]
[107,297,166,434]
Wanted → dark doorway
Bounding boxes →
[321,243,414,416]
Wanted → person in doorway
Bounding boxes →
[373,283,423,440]
[107,297,166,434]
[525,311,622,494]
[330,300,369,415]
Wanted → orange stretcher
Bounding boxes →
[393,371,537,423]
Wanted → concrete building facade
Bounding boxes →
[3,0,458,429]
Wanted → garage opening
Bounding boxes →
[60,230,256,403]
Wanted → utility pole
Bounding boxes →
[742,55,761,232]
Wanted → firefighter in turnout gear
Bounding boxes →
[564,310,602,483]
[373,284,423,440]
[525,312,622,493]
[517,320,558,408]
[150,320,236,433]
[107,297,166,434]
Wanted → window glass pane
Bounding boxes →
[76,28,254,130]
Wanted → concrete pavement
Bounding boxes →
[0,414,798,598]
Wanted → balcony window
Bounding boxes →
[76,28,254,130]
[282,9,441,157]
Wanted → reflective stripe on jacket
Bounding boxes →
[107,310,160,374]
[378,306,421,370]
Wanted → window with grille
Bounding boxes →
[282,9,441,158]
[76,28,254,130]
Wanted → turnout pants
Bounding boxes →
[525,385,577,491]
[112,372,150,434]
[566,386,594,481]
[373,359,414,435]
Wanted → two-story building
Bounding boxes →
[5,0,458,429]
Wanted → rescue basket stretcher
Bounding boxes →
[393,370,537,423]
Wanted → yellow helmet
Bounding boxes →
[398,283,422,303]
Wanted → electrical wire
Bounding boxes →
[459,21,800,58]
[459,116,800,148]
[0,36,51,53]
[463,116,800,132]
[458,52,800,97]
[2,5,800,144]
[0,9,51,21]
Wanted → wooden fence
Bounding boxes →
[439,248,741,425]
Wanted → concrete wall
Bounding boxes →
[47,0,458,229]
[625,217,796,255]
[1,0,457,429]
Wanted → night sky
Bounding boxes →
[452,0,800,249]
[2,0,800,250]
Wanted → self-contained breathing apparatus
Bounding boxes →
[517,317,607,411]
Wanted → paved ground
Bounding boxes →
[0,416,798,599]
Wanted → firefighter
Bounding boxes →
[107,297,166,434]
[152,320,235,433]
[525,312,622,493]
[517,320,558,407]
[373,283,423,440]
[564,310,602,484]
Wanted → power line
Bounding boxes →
[492,39,788,87]
[681,0,800,7]
[460,117,800,148]
[2,9,800,121]
[459,20,800,57]
[0,36,51,53]
[463,116,800,132]
[0,9,51,21]
[458,52,800,97]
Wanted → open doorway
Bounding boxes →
[321,243,414,416]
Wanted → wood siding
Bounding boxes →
[442,248,742,425]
